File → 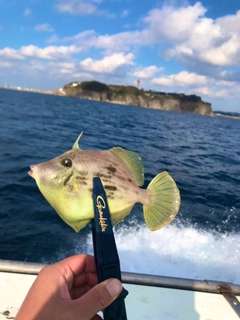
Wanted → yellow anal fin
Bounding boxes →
[67,218,91,233]
[143,171,180,231]
[109,147,144,186]
[110,206,133,227]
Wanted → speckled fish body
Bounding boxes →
[29,132,180,232]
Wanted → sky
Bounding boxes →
[0,0,240,112]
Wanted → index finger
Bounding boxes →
[58,254,96,276]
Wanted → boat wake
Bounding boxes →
[81,224,240,284]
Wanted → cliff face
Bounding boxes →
[57,81,213,116]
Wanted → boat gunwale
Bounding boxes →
[1,259,240,295]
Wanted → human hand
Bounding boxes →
[15,254,122,320]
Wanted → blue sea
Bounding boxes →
[1,88,240,284]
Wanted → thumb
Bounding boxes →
[72,278,122,319]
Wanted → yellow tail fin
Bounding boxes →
[143,171,180,231]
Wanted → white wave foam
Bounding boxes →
[85,225,240,284]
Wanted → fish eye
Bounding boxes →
[61,158,72,168]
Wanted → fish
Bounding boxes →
[28,132,180,232]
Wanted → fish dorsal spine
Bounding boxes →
[109,147,144,186]
[72,132,84,150]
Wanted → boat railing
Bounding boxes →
[0,259,240,294]
[1,259,240,317]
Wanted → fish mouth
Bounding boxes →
[28,165,35,179]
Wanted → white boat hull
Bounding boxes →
[0,261,239,319]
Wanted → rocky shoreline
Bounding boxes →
[1,82,214,116]
[54,80,214,116]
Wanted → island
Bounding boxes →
[54,80,213,116]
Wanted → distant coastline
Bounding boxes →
[54,80,214,116]
[0,85,53,95]
[1,82,239,119]
[214,111,240,120]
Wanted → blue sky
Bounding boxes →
[0,0,240,112]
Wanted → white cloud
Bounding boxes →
[152,71,207,87]
[92,30,150,53]
[0,45,81,61]
[192,86,237,99]
[121,9,129,17]
[34,24,54,33]
[46,35,62,44]
[216,80,234,87]
[58,2,240,70]
[217,10,240,34]
[155,5,240,68]
[191,86,215,97]
[24,9,32,17]
[71,72,94,79]
[200,34,240,66]
[143,2,207,43]
[132,66,163,79]
[19,45,81,60]
[188,78,240,99]
[59,30,96,46]
[1,2,240,103]
[7,52,135,81]
[0,48,23,60]
[49,62,76,75]
[80,52,135,74]
[0,61,12,68]
[56,0,103,15]
[215,90,229,98]
[63,3,240,70]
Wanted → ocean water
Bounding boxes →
[0,88,240,284]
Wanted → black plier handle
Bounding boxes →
[92,177,128,320]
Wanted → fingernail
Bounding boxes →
[106,279,122,297]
